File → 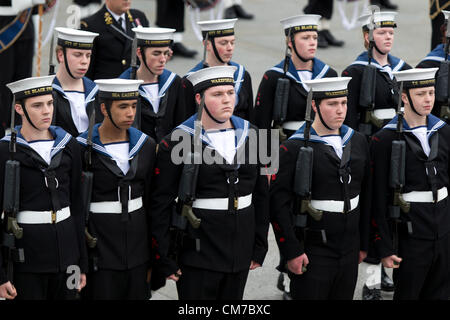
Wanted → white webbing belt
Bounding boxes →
[282,121,305,132]
[90,197,143,214]
[17,206,71,224]
[192,194,252,211]
[402,187,448,203]
[373,108,396,120]
[311,195,359,213]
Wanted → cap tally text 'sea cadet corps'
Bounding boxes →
[197,19,238,39]
[95,79,144,100]
[187,65,237,93]
[393,68,439,88]
[303,77,352,99]
[6,75,55,101]
[358,11,398,30]
[131,27,176,47]
[279,14,321,35]
[54,27,99,49]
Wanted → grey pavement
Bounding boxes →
[34,0,429,300]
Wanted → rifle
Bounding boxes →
[435,12,450,120]
[293,89,325,243]
[130,36,141,129]
[2,96,25,283]
[273,27,292,142]
[359,5,381,134]
[48,31,55,75]
[388,80,410,264]
[81,109,97,254]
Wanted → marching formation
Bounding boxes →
[1,0,450,301]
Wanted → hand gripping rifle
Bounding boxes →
[293,89,325,248]
[435,12,450,120]
[272,27,292,142]
[388,80,411,264]
[2,96,24,282]
[359,5,384,133]
[81,110,97,251]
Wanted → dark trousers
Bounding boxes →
[303,0,333,20]
[393,233,449,300]
[156,0,185,32]
[176,265,250,300]
[14,271,78,300]
[431,12,445,51]
[87,263,149,300]
[289,252,359,300]
[0,28,34,135]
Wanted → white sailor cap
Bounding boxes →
[95,79,144,100]
[443,10,450,20]
[55,27,98,49]
[187,66,237,93]
[197,19,238,39]
[132,27,175,47]
[7,75,55,101]
[280,14,321,35]
[393,68,438,89]
[359,11,397,29]
[303,77,352,99]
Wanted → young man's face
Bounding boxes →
[207,35,235,64]
[138,46,170,75]
[312,96,347,130]
[106,0,131,15]
[58,48,91,78]
[289,31,318,61]
[16,94,54,131]
[403,86,435,117]
[104,99,137,129]
[196,85,235,122]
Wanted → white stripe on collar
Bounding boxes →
[158,71,176,97]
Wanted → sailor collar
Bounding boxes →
[52,76,98,104]
[77,123,148,159]
[119,67,177,103]
[1,125,72,160]
[270,57,330,84]
[289,122,354,146]
[351,51,405,79]
[175,114,249,150]
[383,114,446,139]
[420,44,450,63]
[185,61,245,106]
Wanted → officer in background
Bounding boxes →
[430,0,450,50]
[270,77,372,300]
[80,0,149,80]
[0,0,45,137]
[150,66,269,300]
[156,0,198,58]
[184,19,254,121]
[52,27,103,137]
[0,75,87,299]
[119,27,187,142]
[371,68,450,299]
[77,78,158,300]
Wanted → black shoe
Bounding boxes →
[381,267,395,292]
[224,6,237,19]
[317,31,329,48]
[362,284,383,300]
[321,30,344,47]
[380,0,398,10]
[277,273,285,292]
[282,291,292,300]
[172,42,198,58]
[233,4,254,20]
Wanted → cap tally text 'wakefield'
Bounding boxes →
[187,65,237,93]
[303,77,352,99]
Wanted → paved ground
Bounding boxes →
[33,0,430,300]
